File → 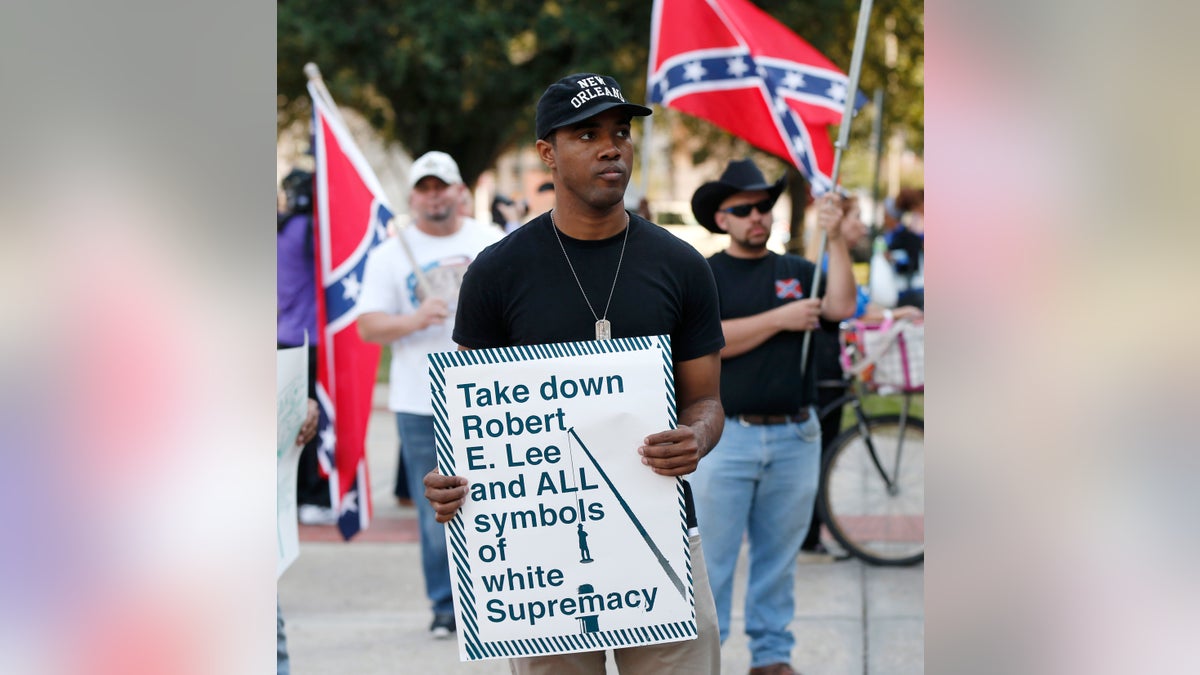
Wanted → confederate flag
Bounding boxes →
[308,79,394,540]
[647,0,869,194]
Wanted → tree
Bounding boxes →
[277,0,923,200]
[279,0,655,187]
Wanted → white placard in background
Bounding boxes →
[430,336,696,661]
[277,344,308,578]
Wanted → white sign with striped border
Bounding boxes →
[429,336,696,661]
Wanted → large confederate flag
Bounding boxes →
[308,80,394,540]
[648,0,869,194]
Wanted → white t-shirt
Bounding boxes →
[355,218,502,414]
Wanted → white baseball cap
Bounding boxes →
[409,151,463,188]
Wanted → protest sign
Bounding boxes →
[429,336,697,661]
[277,343,308,578]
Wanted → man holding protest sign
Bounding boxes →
[424,72,724,674]
[689,158,856,675]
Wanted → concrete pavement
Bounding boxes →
[277,385,923,674]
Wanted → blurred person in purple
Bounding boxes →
[689,158,857,675]
[356,151,501,639]
[276,168,336,525]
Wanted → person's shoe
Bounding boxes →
[297,504,337,525]
[798,542,850,563]
[748,663,797,675]
[430,612,456,639]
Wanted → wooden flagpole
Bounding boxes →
[304,63,343,126]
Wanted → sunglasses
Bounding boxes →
[719,198,776,218]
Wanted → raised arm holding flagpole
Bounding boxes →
[646,0,874,378]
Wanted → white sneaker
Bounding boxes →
[298,504,337,525]
[798,542,851,563]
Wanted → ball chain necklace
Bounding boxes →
[550,208,630,341]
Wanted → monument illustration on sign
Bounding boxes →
[577,524,592,563]
[428,336,697,661]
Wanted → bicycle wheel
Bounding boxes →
[818,415,924,566]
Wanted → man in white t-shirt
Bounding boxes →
[356,150,501,639]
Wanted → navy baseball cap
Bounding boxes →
[535,73,652,140]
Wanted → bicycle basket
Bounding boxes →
[840,318,924,392]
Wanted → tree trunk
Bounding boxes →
[784,165,811,256]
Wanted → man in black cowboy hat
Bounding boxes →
[688,158,856,675]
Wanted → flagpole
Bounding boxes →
[305,63,344,128]
[828,0,874,190]
[799,0,874,380]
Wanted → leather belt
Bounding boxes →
[735,409,811,426]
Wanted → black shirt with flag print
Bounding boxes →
[707,250,824,416]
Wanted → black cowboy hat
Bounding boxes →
[690,159,787,233]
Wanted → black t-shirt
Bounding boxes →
[455,212,724,361]
[707,250,823,415]
[455,212,724,530]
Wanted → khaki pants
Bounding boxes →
[508,534,720,675]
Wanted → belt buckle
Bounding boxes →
[737,414,752,427]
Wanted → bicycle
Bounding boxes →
[813,317,924,567]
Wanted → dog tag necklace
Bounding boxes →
[551,209,629,341]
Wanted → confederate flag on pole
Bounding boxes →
[308,80,394,540]
[647,0,869,194]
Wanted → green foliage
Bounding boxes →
[278,0,922,190]
[279,0,657,186]
[377,345,391,383]
[854,391,923,427]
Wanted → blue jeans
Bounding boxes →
[690,410,821,668]
[395,412,454,615]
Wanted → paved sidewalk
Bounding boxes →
[277,386,923,674]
